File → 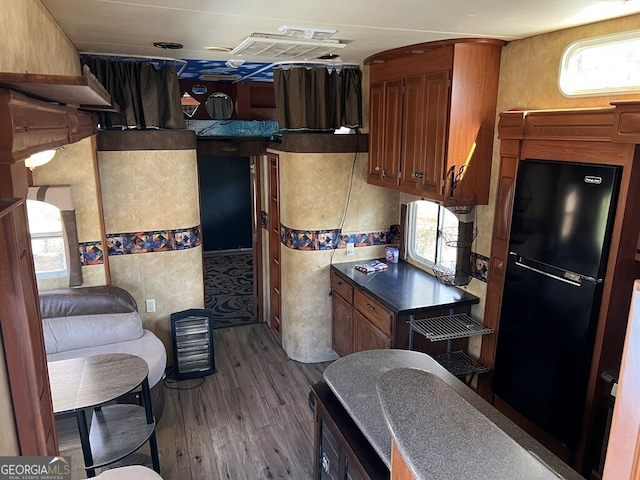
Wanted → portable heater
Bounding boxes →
[171,309,215,380]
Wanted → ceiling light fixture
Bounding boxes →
[24,149,57,170]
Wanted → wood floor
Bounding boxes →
[157,323,332,479]
[60,323,333,479]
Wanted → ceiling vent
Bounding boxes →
[229,33,345,60]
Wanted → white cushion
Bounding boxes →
[95,466,163,479]
[46,330,166,388]
[43,312,143,354]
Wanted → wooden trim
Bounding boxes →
[0,65,115,111]
[364,37,506,65]
[97,129,196,151]
[251,155,263,322]
[391,440,415,480]
[196,138,267,157]
[603,281,640,479]
[0,199,58,455]
[267,133,368,153]
[90,135,110,284]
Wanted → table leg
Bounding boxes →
[76,409,95,477]
[141,377,161,473]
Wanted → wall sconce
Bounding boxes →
[24,149,57,171]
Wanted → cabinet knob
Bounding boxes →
[337,281,343,286]
[374,166,381,171]
[411,172,416,178]
[366,303,376,311]
[381,169,387,178]
[416,172,424,179]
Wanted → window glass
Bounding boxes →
[559,30,640,97]
[26,200,68,279]
[407,200,458,266]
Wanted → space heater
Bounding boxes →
[171,309,215,380]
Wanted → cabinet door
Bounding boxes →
[353,311,391,353]
[368,79,402,187]
[399,71,450,198]
[332,294,354,357]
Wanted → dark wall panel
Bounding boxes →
[198,155,251,251]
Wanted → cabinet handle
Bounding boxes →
[381,169,387,178]
[337,281,343,286]
[411,172,416,179]
[416,172,424,179]
[366,303,376,311]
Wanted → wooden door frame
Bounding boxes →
[250,155,264,322]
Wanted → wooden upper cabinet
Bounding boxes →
[366,39,505,204]
[368,79,403,187]
[399,71,449,196]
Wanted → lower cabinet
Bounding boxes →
[312,382,389,480]
[332,293,354,357]
[353,311,391,352]
[331,272,393,355]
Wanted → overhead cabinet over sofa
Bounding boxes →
[365,39,505,204]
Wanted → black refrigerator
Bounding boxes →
[492,159,621,452]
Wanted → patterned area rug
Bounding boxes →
[204,251,257,328]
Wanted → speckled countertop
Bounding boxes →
[331,260,478,315]
[323,350,583,480]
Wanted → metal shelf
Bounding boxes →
[433,351,490,377]
[409,313,493,342]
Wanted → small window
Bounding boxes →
[26,200,68,279]
[559,29,640,97]
[407,200,458,266]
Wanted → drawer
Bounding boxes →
[354,290,393,336]
[331,273,353,303]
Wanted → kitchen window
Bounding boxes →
[406,200,458,267]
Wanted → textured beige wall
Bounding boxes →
[99,150,201,232]
[0,0,81,455]
[98,148,203,363]
[0,0,80,75]
[279,151,399,231]
[33,137,108,288]
[275,149,399,362]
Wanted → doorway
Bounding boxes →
[197,153,262,327]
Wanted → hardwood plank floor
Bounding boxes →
[58,322,332,479]
[157,323,333,479]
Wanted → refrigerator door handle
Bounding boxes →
[514,260,582,287]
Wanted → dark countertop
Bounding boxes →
[323,350,583,480]
[331,259,479,315]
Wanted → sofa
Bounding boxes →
[40,285,167,418]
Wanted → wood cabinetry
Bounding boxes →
[366,39,504,204]
[0,199,58,455]
[268,153,282,343]
[311,382,389,480]
[331,273,393,354]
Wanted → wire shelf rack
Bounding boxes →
[409,313,493,342]
[433,351,490,377]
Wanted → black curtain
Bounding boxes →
[274,67,362,130]
[83,58,186,129]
